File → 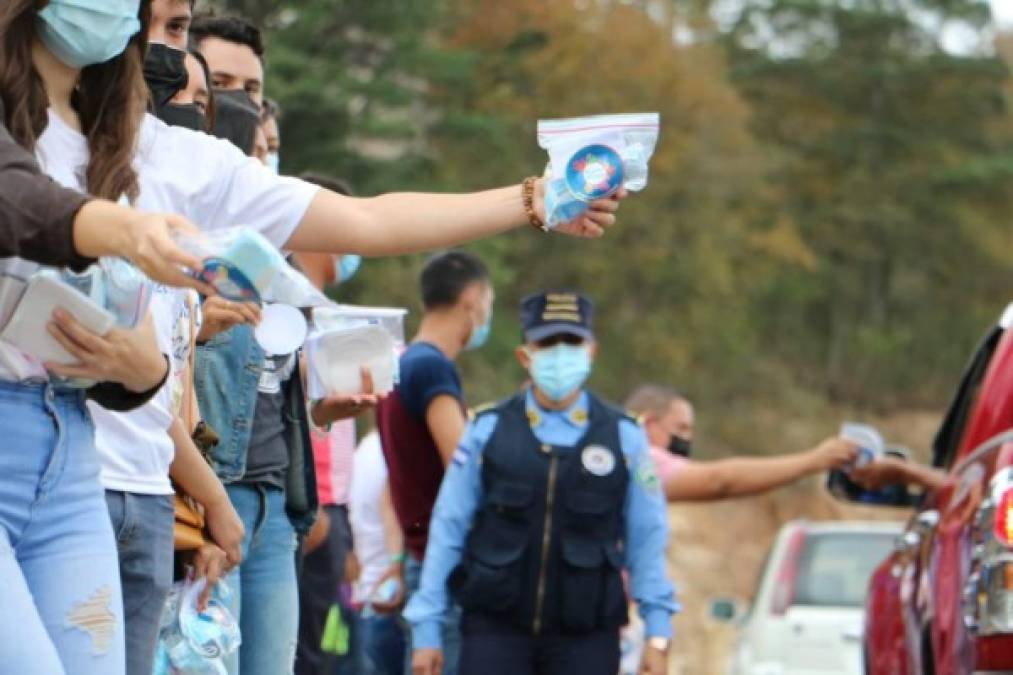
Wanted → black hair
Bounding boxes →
[299,172,353,196]
[189,14,264,59]
[420,251,490,310]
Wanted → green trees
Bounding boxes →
[725,0,1013,404]
[210,0,1013,448]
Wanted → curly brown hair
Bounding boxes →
[0,0,151,202]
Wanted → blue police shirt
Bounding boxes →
[404,388,680,649]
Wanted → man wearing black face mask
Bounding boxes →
[145,41,259,152]
[625,384,858,502]
[144,43,213,132]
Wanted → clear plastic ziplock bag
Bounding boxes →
[60,257,153,329]
[537,113,660,229]
[175,227,330,308]
[154,577,241,675]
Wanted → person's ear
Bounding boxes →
[588,340,599,360]
[515,345,532,370]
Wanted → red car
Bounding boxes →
[838,305,1013,674]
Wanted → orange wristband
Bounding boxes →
[522,177,548,233]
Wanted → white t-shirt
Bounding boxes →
[349,431,390,603]
[11,110,321,494]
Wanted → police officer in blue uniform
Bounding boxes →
[406,291,678,675]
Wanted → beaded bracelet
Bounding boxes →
[522,176,548,233]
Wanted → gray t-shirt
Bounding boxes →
[241,352,296,488]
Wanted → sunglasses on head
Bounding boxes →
[535,333,586,348]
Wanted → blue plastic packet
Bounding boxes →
[154,577,241,674]
[175,227,331,308]
[537,113,660,229]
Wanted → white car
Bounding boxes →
[716,520,902,675]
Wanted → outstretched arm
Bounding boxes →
[663,437,858,502]
[850,456,947,492]
[285,182,624,256]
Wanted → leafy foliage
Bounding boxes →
[212,0,1013,451]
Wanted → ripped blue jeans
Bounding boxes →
[0,381,125,675]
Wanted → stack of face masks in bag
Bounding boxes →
[176,227,334,357]
[0,257,154,386]
[537,113,660,229]
[153,577,241,675]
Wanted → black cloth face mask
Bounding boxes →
[144,43,188,109]
[667,434,692,458]
[159,103,207,132]
[210,88,261,155]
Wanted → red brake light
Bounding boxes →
[771,527,807,616]
[996,488,1013,547]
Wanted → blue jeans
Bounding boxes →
[403,553,461,675]
[223,484,299,675]
[105,490,175,675]
[0,382,125,675]
[358,610,406,675]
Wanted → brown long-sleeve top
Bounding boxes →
[0,99,95,271]
[0,101,163,410]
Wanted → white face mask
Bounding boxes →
[266,151,280,175]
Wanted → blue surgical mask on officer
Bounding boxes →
[333,254,362,284]
[528,343,592,402]
[38,0,142,69]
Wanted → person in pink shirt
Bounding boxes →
[624,385,857,502]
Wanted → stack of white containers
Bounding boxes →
[306,305,408,399]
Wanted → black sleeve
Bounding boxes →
[0,100,96,271]
[85,356,171,412]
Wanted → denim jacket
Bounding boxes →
[194,323,318,534]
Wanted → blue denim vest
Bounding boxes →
[194,323,318,534]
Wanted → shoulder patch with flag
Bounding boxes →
[634,457,661,494]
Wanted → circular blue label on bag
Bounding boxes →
[197,258,260,303]
[565,144,624,201]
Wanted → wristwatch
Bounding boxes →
[647,636,670,652]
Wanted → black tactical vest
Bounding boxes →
[449,391,630,635]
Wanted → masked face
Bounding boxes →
[655,398,694,455]
[333,254,361,285]
[527,342,592,402]
[666,433,692,458]
[211,89,261,155]
[158,103,206,131]
[37,0,142,69]
[265,151,280,175]
[466,308,492,351]
[144,43,188,108]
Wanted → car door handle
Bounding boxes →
[842,628,863,642]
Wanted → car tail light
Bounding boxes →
[995,486,1013,547]
[966,468,1013,639]
[771,527,807,616]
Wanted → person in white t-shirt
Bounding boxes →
[5,5,627,672]
[0,3,212,675]
[349,431,408,675]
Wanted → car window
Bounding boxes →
[793,532,896,607]
[932,326,1002,470]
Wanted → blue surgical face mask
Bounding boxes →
[466,311,492,351]
[266,151,281,175]
[37,0,142,69]
[528,344,591,402]
[334,254,362,284]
